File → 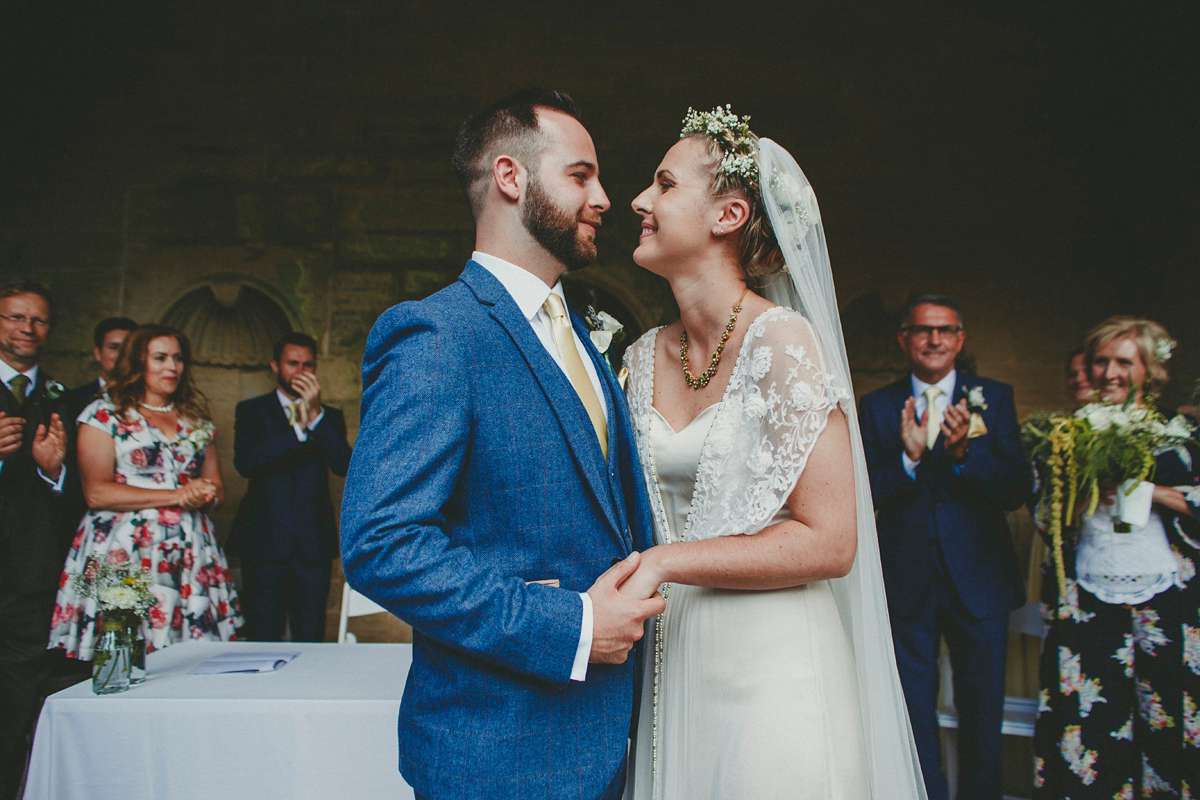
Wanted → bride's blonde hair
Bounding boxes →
[682,131,786,286]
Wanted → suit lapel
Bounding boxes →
[266,392,292,431]
[461,263,622,538]
[572,312,633,550]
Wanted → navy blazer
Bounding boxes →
[859,373,1028,619]
[228,392,352,564]
[340,261,654,800]
[0,371,81,594]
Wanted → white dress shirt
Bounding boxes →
[276,388,325,442]
[902,369,958,478]
[472,251,598,682]
[0,360,65,490]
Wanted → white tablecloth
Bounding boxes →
[25,641,414,800]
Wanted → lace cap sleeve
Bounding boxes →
[688,307,850,540]
[79,397,118,435]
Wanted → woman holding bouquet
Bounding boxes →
[48,325,241,660]
[1033,317,1200,798]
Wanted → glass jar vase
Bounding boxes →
[92,618,133,695]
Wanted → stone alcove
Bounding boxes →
[160,276,299,368]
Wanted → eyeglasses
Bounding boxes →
[902,324,962,338]
[0,313,51,329]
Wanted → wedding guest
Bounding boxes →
[1065,346,1094,407]
[1032,316,1199,798]
[0,280,73,800]
[859,295,1029,800]
[64,316,137,414]
[48,325,242,660]
[228,333,352,642]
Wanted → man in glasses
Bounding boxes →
[859,294,1028,800]
[0,279,75,800]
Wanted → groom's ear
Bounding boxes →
[713,196,750,236]
[492,155,524,203]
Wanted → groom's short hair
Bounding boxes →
[452,86,584,218]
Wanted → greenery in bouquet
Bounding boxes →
[73,556,156,628]
[1023,396,1195,605]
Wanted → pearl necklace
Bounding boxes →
[139,400,176,413]
[679,288,748,390]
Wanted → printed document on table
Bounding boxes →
[189,651,300,674]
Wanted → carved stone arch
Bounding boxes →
[159,274,302,367]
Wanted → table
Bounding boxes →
[24,642,414,800]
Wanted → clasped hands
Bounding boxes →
[0,411,67,479]
[900,396,971,463]
[586,550,666,664]
[177,478,219,510]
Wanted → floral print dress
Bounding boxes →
[48,398,242,660]
[1033,443,1200,799]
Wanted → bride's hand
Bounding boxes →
[617,549,666,600]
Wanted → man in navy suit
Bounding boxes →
[64,316,137,415]
[341,87,661,800]
[0,281,74,800]
[859,295,1028,800]
[230,332,352,642]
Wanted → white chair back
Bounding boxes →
[337,582,388,643]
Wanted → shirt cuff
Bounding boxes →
[570,592,593,682]
[902,452,919,479]
[306,409,325,431]
[38,465,66,494]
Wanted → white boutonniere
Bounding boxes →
[963,385,989,438]
[584,306,626,367]
[45,380,65,400]
[965,385,988,412]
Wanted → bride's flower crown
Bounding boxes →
[680,105,759,189]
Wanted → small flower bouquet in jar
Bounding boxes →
[73,556,156,693]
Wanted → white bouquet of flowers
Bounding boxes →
[73,556,157,622]
[1023,397,1195,603]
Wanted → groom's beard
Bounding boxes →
[521,175,599,272]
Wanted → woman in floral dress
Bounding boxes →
[48,325,241,659]
[1033,316,1200,799]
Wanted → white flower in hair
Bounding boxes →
[1154,337,1173,364]
[680,105,759,187]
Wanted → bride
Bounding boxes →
[618,107,926,799]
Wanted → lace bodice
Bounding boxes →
[625,306,850,543]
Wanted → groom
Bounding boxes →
[859,295,1028,800]
[340,87,661,800]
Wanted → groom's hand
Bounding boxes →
[587,552,665,664]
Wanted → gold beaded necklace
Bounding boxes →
[679,288,749,390]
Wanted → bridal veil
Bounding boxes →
[758,138,928,800]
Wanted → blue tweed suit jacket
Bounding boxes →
[341,261,654,800]
[858,374,1028,619]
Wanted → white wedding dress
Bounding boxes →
[623,308,869,800]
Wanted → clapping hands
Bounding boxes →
[31,412,67,479]
[291,372,322,428]
[900,396,971,462]
[0,411,71,478]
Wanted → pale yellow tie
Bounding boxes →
[285,402,300,427]
[924,386,942,450]
[9,375,29,403]
[543,293,608,458]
